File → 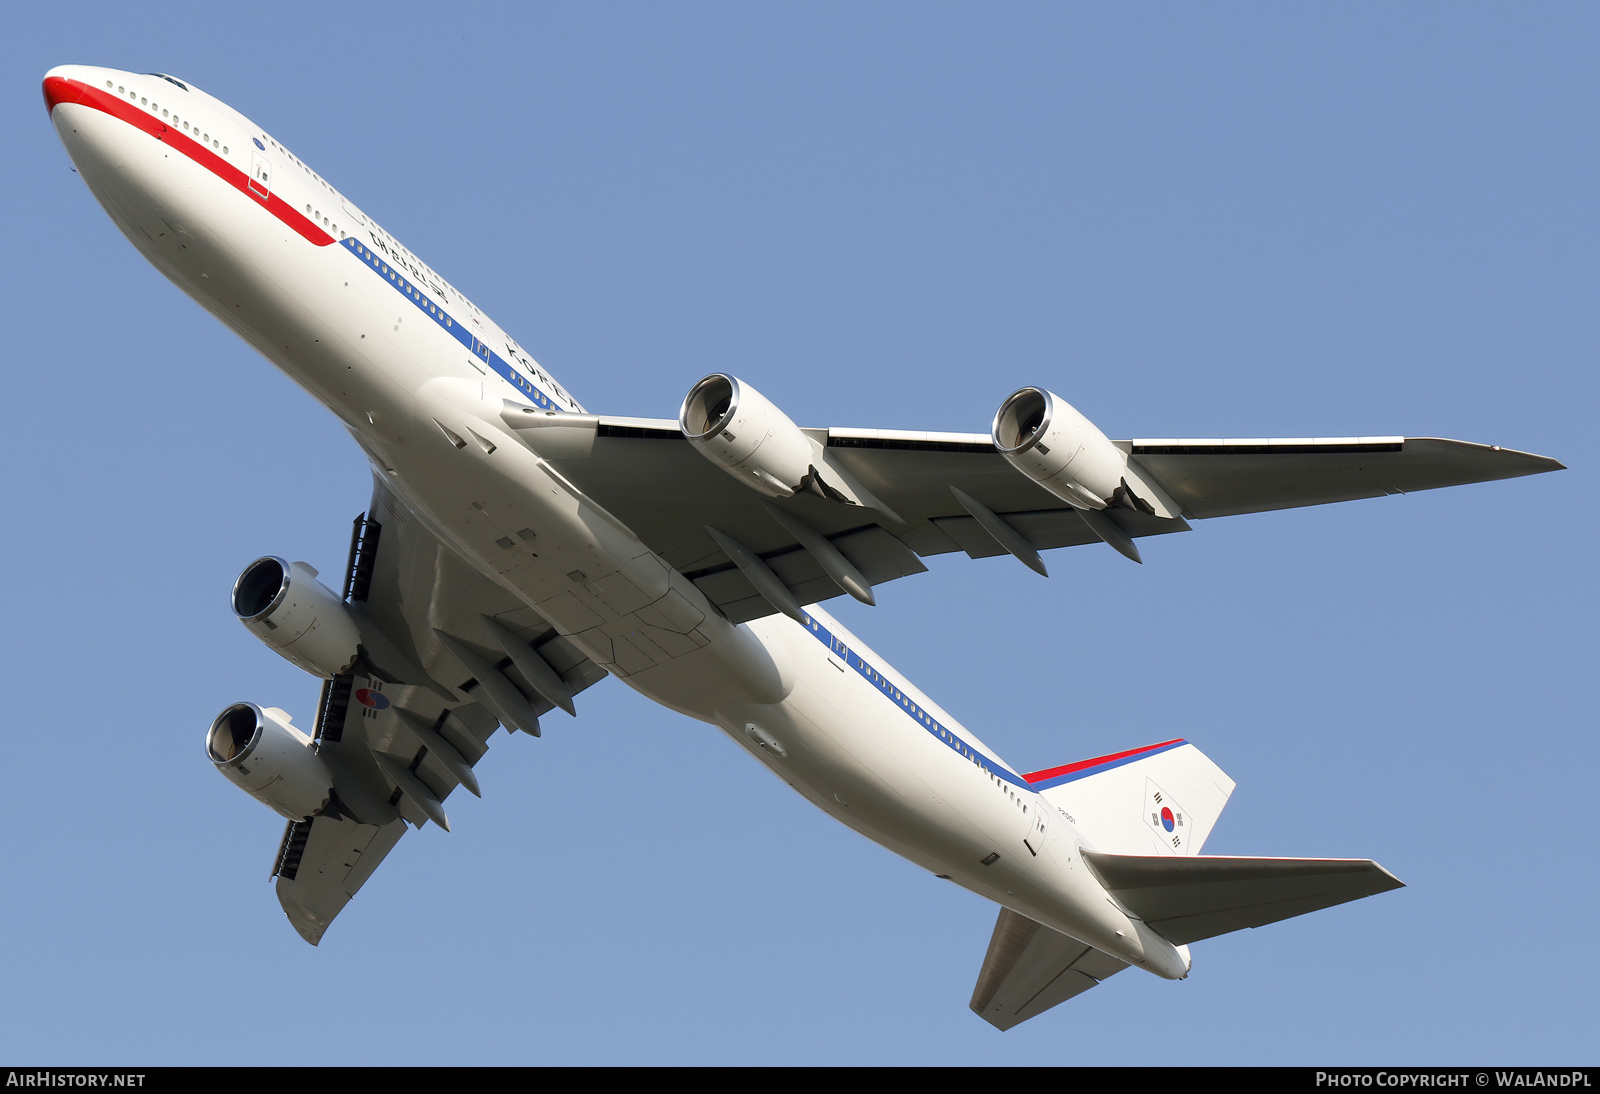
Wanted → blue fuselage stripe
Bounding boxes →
[342,237,567,412]
[797,610,1037,792]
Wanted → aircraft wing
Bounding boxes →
[546,416,1563,623]
[1127,436,1561,519]
[270,474,609,944]
[969,906,1130,1031]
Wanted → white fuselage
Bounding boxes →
[46,65,1185,979]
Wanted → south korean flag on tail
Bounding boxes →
[1144,779,1192,854]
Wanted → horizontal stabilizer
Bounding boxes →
[1082,851,1404,946]
[969,907,1129,1031]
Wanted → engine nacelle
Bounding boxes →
[206,702,334,821]
[679,374,818,499]
[232,556,360,678]
[992,387,1129,510]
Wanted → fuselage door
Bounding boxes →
[249,153,271,201]
[1024,805,1048,856]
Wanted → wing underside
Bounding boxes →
[547,417,1561,624]
[263,417,1550,942]
[268,475,609,944]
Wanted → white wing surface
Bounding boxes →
[270,475,609,944]
[272,430,1548,940]
[547,418,1562,623]
[1125,436,1559,518]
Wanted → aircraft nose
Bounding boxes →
[43,69,85,114]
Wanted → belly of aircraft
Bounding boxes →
[62,94,1132,956]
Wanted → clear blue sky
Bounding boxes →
[4,2,1594,1065]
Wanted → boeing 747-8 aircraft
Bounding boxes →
[43,65,1563,1029]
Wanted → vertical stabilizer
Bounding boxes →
[1024,739,1235,856]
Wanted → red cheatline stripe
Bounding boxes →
[1022,738,1185,784]
[45,76,334,248]
[42,77,83,111]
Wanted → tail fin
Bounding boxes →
[1024,739,1235,856]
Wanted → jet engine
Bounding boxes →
[232,556,360,678]
[679,374,823,500]
[206,702,334,821]
[991,387,1130,511]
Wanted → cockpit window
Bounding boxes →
[147,73,189,91]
